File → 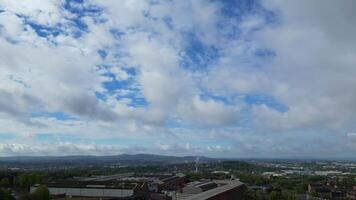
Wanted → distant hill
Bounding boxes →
[0,153,218,168]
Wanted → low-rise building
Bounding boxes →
[182,181,218,194]
[314,171,343,176]
[308,183,349,200]
[31,173,187,200]
[261,172,282,178]
[31,180,148,199]
[347,190,356,199]
[178,180,246,200]
[182,180,246,200]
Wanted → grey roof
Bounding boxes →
[42,180,141,189]
[195,182,218,191]
[183,180,245,200]
[80,173,134,181]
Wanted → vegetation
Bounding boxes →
[0,160,355,200]
[0,188,13,200]
[18,185,50,200]
[32,185,50,200]
[16,172,41,188]
[237,172,270,186]
[0,177,10,188]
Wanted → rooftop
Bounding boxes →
[42,180,142,190]
[183,180,245,200]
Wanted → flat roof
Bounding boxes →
[36,180,142,190]
[183,180,245,200]
[77,173,135,181]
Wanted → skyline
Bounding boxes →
[1,0,356,158]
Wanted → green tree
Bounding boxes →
[0,178,10,188]
[269,191,283,200]
[32,185,50,200]
[187,172,205,181]
[17,173,40,188]
[19,194,36,200]
[243,189,258,200]
[285,193,296,200]
[0,188,11,200]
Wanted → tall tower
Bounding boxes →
[195,157,200,173]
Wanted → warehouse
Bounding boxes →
[180,180,246,200]
[30,180,148,199]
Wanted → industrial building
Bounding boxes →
[30,173,246,200]
[178,180,246,200]
[30,173,187,199]
[182,180,218,194]
[31,180,147,199]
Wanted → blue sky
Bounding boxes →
[0,0,356,158]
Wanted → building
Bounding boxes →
[308,183,331,199]
[154,173,187,191]
[347,190,356,199]
[30,173,248,200]
[114,173,186,193]
[261,172,282,178]
[182,180,218,194]
[178,180,246,200]
[31,180,148,199]
[314,171,343,176]
[308,183,349,199]
[31,173,187,200]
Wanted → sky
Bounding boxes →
[0,0,356,158]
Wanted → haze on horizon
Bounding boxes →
[0,0,356,159]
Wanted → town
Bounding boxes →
[1,0,356,199]
[0,155,355,200]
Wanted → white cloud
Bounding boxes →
[0,142,126,156]
[110,67,129,81]
[0,12,24,37]
[0,0,63,26]
[0,0,356,157]
[241,0,356,133]
[178,96,239,127]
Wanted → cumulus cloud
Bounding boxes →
[0,0,356,157]
[178,96,239,127]
[0,142,126,156]
[245,0,356,133]
[156,142,227,157]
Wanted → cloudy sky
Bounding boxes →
[0,0,356,158]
